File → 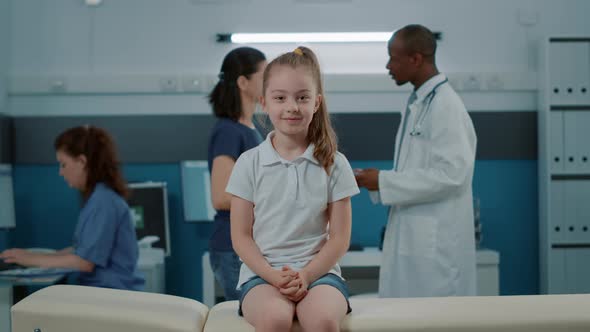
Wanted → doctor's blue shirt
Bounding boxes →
[73,183,144,290]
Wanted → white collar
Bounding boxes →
[259,131,319,166]
[413,73,447,105]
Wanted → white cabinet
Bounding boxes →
[549,112,564,173]
[550,111,590,174]
[549,249,590,294]
[539,37,590,294]
[550,180,590,245]
[565,249,590,293]
[549,181,565,243]
[563,112,590,173]
[548,42,590,105]
[138,247,166,294]
[547,249,567,293]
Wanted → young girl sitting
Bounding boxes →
[227,47,359,332]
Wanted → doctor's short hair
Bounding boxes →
[54,125,128,200]
[394,24,437,62]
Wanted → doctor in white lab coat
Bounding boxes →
[355,24,477,298]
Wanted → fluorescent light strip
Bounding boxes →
[230,32,394,44]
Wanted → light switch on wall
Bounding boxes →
[159,77,178,93]
[182,76,201,93]
[85,0,102,6]
[49,77,67,93]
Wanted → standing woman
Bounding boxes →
[208,47,267,300]
[0,126,144,291]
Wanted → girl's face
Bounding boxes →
[56,149,87,191]
[241,61,268,103]
[261,65,321,139]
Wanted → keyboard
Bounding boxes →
[0,266,76,277]
[0,260,24,272]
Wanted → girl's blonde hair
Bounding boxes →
[262,46,337,174]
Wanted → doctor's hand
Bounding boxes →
[354,168,380,191]
[0,248,36,267]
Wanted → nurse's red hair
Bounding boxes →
[54,125,129,200]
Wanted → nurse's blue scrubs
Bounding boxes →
[73,183,144,290]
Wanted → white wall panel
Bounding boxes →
[7,0,590,115]
[9,0,590,76]
[10,0,92,75]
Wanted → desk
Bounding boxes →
[201,247,500,307]
[0,274,66,332]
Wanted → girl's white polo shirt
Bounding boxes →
[227,132,360,289]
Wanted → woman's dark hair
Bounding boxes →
[54,125,128,200]
[208,47,266,121]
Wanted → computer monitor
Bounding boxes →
[0,164,16,229]
[127,182,171,256]
[180,161,215,222]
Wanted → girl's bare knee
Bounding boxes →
[257,311,293,331]
[300,315,340,332]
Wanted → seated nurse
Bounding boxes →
[0,125,144,291]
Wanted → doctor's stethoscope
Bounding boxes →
[407,78,449,137]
